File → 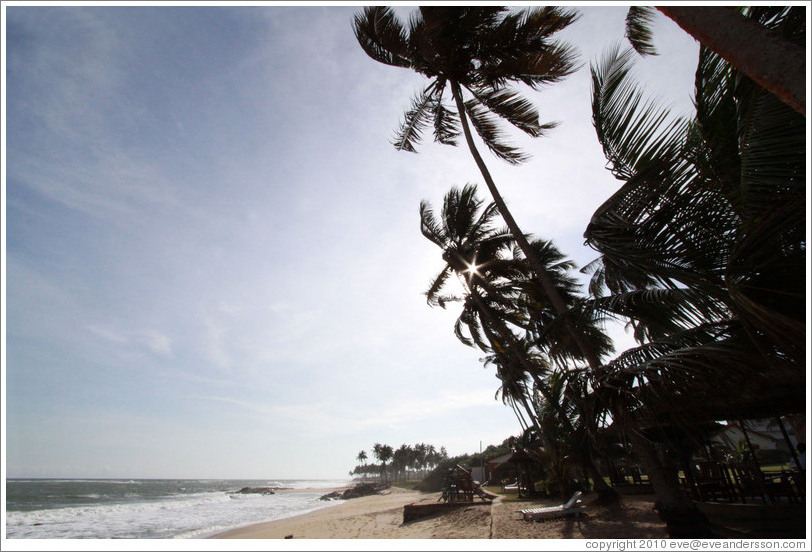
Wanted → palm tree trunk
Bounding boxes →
[627,428,714,537]
[470,291,619,502]
[450,81,604,370]
[451,80,697,529]
[656,6,805,116]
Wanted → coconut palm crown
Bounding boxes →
[353,6,580,164]
[354,7,606,370]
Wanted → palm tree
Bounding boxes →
[584,8,805,534]
[587,41,805,401]
[521,369,584,497]
[421,183,620,502]
[413,443,429,477]
[356,450,368,479]
[372,443,394,484]
[393,444,414,481]
[353,7,606,368]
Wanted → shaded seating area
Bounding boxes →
[486,449,546,498]
[609,465,651,488]
[678,460,804,504]
[517,491,585,522]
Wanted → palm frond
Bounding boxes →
[601,324,804,420]
[443,183,485,242]
[453,307,478,348]
[431,92,460,145]
[467,87,551,137]
[689,46,741,202]
[392,85,437,152]
[625,7,658,56]
[464,99,529,164]
[418,199,447,247]
[591,44,688,180]
[424,265,454,306]
[478,7,581,89]
[582,287,731,343]
[353,7,412,69]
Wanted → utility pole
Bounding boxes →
[480,440,484,484]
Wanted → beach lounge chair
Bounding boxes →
[517,491,584,521]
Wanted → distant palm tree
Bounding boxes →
[372,443,394,484]
[353,7,604,368]
[356,450,368,479]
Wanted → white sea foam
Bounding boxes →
[6,485,345,539]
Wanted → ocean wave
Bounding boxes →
[5,488,337,539]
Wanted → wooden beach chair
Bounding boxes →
[517,491,585,521]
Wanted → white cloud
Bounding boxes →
[194,386,506,440]
[86,325,173,357]
[139,330,173,356]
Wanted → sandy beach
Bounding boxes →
[212,486,667,540]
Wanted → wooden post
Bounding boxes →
[775,416,802,472]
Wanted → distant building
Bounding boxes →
[711,419,799,464]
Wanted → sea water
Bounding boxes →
[5,478,351,539]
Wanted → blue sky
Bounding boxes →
[3,4,701,480]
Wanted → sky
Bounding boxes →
[3,3,703,480]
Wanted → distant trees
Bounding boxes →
[351,442,448,482]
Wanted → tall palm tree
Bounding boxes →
[353,7,605,368]
[421,183,619,502]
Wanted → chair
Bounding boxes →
[610,466,630,486]
[695,461,736,502]
[730,462,771,504]
[517,491,584,521]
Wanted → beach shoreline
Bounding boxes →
[210,486,432,539]
[210,487,669,540]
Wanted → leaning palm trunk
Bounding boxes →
[627,429,713,537]
[656,7,805,116]
[450,82,605,372]
[452,82,624,504]
[470,291,618,502]
[454,68,700,522]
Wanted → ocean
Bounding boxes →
[5,478,352,539]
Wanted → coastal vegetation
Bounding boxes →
[350,443,449,483]
[353,5,806,538]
